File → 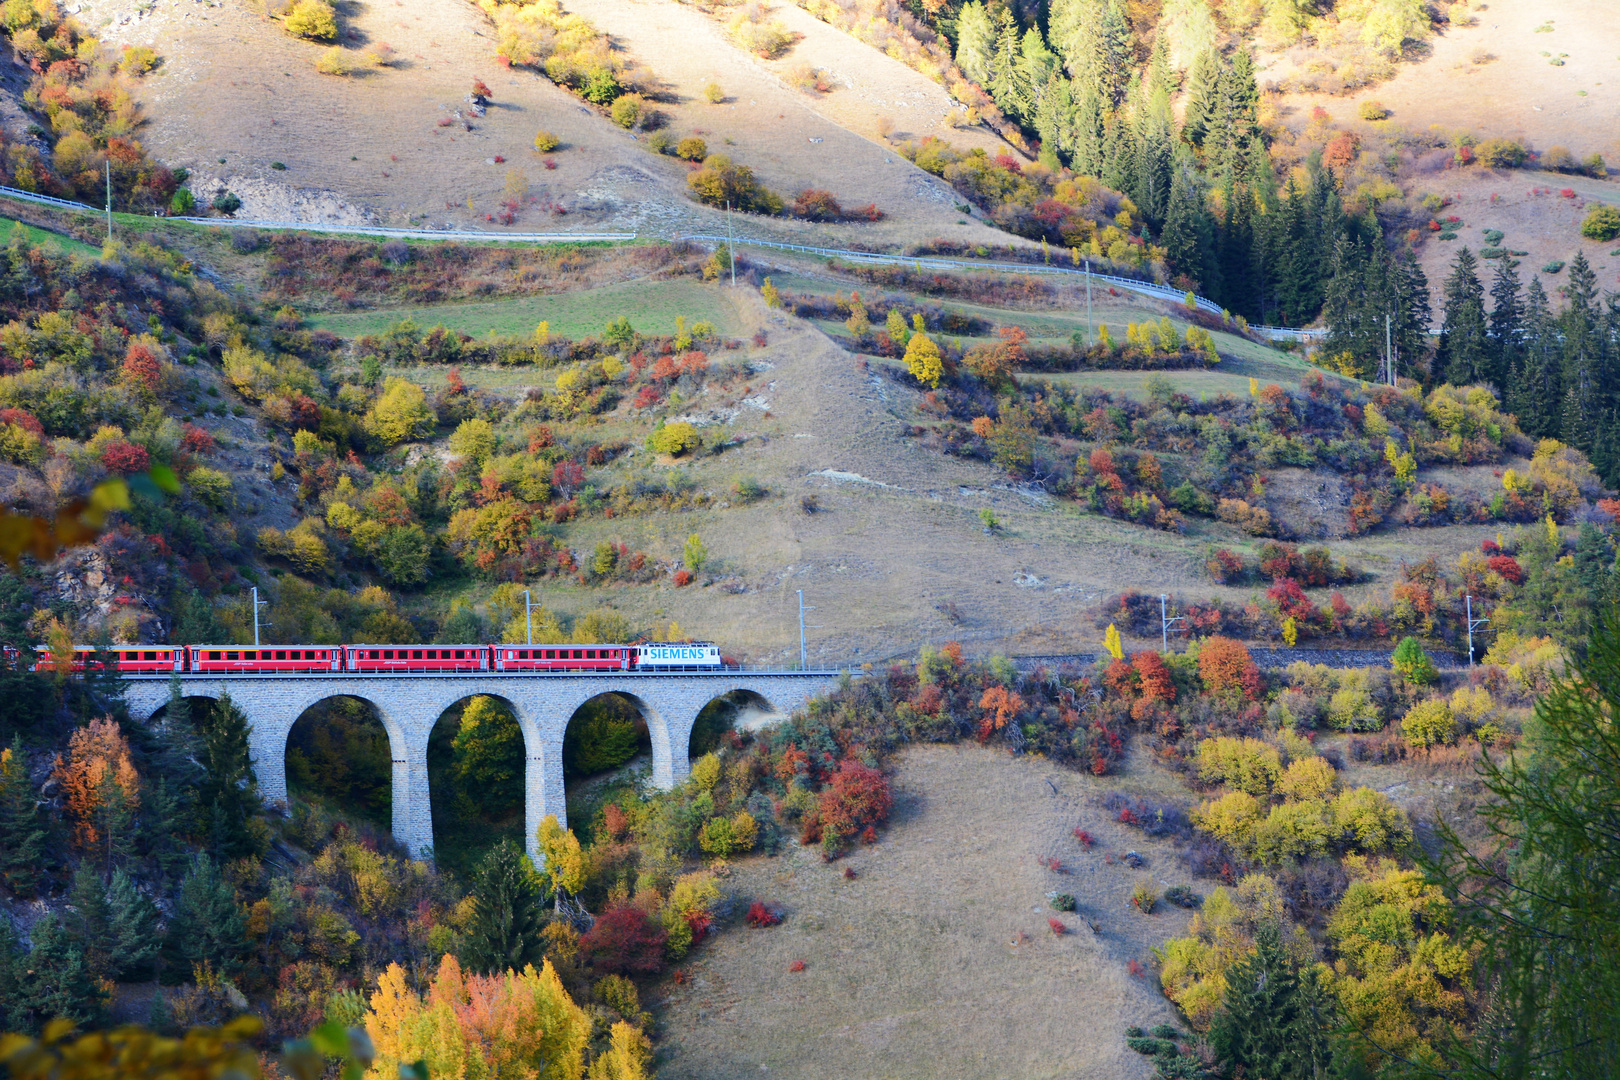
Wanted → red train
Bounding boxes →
[31,641,724,675]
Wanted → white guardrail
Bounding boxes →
[0,182,1320,341]
[683,233,1326,343]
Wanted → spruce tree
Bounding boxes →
[1095,0,1132,105]
[20,913,102,1030]
[1181,47,1221,145]
[1438,247,1490,385]
[1559,251,1607,453]
[461,839,547,975]
[0,736,44,897]
[1033,72,1074,162]
[1209,920,1337,1079]
[65,863,115,983]
[1161,165,1207,287]
[1508,277,1564,440]
[0,913,25,1032]
[1100,110,1139,207]
[1487,254,1524,392]
[987,8,1032,119]
[1069,80,1106,176]
[953,0,995,86]
[106,867,161,982]
[168,853,246,975]
[194,692,261,860]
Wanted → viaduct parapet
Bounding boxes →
[123,672,838,863]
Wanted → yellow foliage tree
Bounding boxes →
[1104,622,1123,661]
[52,716,139,850]
[366,378,433,445]
[535,814,586,898]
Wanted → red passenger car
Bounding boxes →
[31,645,184,674]
[188,645,343,674]
[344,644,491,673]
[493,644,632,672]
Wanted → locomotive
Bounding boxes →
[30,641,725,675]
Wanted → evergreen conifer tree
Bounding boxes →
[194,692,261,860]
[1069,80,1106,176]
[1181,47,1221,145]
[954,1,995,86]
[20,913,102,1030]
[167,853,245,975]
[0,913,24,1032]
[65,863,115,983]
[106,867,161,982]
[0,736,44,897]
[1508,277,1564,440]
[1209,920,1337,1079]
[1487,255,1524,392]
[461,839,547,974]
[1438,247,1490,385]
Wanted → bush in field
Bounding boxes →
[703,81,724,103]
[676,136,708,162]
[609,93,650,129]
[1196,736,1282,796]
[904,332,943,388]
[315,47,354,76]
[649,420,700,457]
[283,0,338,41]
[1581,205,1620,242]
[1475,137,1528,168]
[698,810,759,857]
[533,130,559,152]
[579,905,667,975]
[187,466,235,511]
[687,155,783,215]
[1358,100,1389,121]
[817,760,892,850]
[1197,637,1262,700]
[1400,698,1456,750]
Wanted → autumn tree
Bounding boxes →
[53,717,139,855]
[904,332,943,388]
[1197,636,1262,700]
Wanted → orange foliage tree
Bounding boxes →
[1131,652,1176,702]
[978,684,1026,740]
[52,716,139,851]
[1196,637,1263,701]
[363,953,648,1080]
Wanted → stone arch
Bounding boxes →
[283,692,400,828]
[689,687,783,757]
[123,684,221,725]
[425,690,553,869]
[559,688,661,789]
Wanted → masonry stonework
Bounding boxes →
[124,673,835,862]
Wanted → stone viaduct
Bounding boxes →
[123,672,837,863]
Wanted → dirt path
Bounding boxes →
[652,743,1192,1080]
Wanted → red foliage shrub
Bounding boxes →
[1074,828,1095,848]
[1322,133,1361,170]
[602,803,629,841]
[1486,553,1525,584]
[842,866,857,879]
[1103,657,1137,697]
[551,459,585,496]
[1131,652,1175,702]
[122,341,162,391]
[100,440,150,475]
[1127,959,1145,978]
[579,905,668,975]
[0,408,43,435]
[746,901,782,927]
[788,959,806,972]
[1197,636,1262,700]
[1206,547,1245,583]
[1088,447,1115,475]
[180,423,215,454]
[977,684,1026,740]
[1048,917,1066,936]
[673,569,694,587]
[1267,578,1315,622]
[817,759,892,846]
[528,424,555,450]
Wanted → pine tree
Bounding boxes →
[0,913,25,1032]
[1209,920,1337,1079]
[141,777,190,885]
[461,839,547,974]
[1487,254,1524,392]
[106,867,161,982]
[1033,72,1074,161]
[20,913,103,1031]
[194,692,261,860]
[1132,66,1176,225]
[1100,109,1139,206]
[65,863,115,983]
[1438,247,1490,385]
[1161,164,1205,286]
[1069,80,1106,176]
[954,0,995,86]
[167,853,245,975]
[987,8,1032,119]
[1095,0,1132,105]
[1559,251,1607,453]
[0,737,44,897]
[1508,277,1563,440]
[1181,47,1221,146]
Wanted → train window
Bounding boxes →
[544,650,554,659]
[454,650,463,659]
[226,652,238,660]
[585,649,595,659]
[209,651,220,660]
[144,651,154,661]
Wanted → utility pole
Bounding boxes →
[524,589,534,644]
[1465,594,1489,666]
[1385,314,1394,386]
[251,586,269,647]
[1159,594,1184,652]
[104,160,112,242]
[796,589,809,670]
[726,201,736,287]
[1085,259,1092,345]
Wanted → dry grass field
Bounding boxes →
[651,743,1195,1080]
